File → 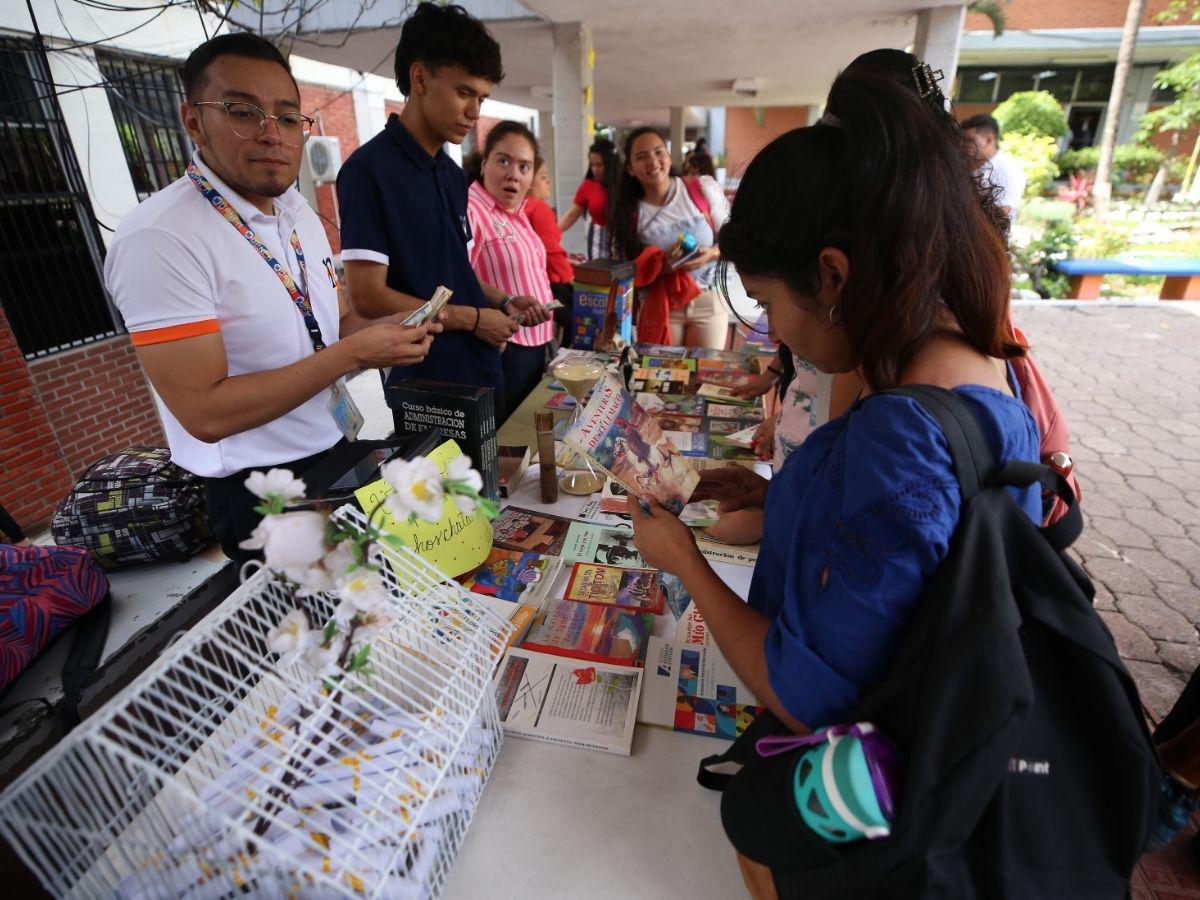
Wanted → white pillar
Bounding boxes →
[913,5,967,102]
[551,21,594,222]
[669,106,685,169]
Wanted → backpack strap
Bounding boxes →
[60,593,111,729]
[882,385,994,501]
[682,176,715,231]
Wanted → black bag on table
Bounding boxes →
[51,447,212,569]
[702,386,1161,899]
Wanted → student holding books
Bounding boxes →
[465,121,558,416]
[626,60,1040,882]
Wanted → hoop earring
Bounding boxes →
[828,305,841,327]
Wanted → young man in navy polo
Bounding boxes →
[337,3,548,425]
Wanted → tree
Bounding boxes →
[968,0,1010,36]
[1138,1,1200,201]
[1093,0,1148,216]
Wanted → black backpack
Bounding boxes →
[704,386,1161,899]
[51,447,212,569]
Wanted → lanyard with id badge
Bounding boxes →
[187,162,363,440]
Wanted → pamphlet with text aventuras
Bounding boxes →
[562,373,699,515]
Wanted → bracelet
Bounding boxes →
[500,294,514,312]
[471,307,481,334]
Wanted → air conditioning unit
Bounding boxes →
[304,135,342,183]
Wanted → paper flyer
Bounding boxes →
[494,648,642,755]
[638,636,764,740]
[561,521,645,567]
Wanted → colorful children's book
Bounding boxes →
[640,356,697,371]
[522,599,653,666]
[457,547,563,606]
[635,392,706,416]
[638,636,764,740]
[562,373,700,515]
[706,403,763,421]
[494,647,642,755]
[563,562,664,614]
[561,521,645,567]
[633,343,689,357]
[492,506,573,555]
[696,383,755,403]
[700,370,759,390]
[633,366,689,383]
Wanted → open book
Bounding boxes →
[561,373,700,515]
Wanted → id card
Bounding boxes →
[327,378,364,440]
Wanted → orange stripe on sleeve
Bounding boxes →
[130,320,221,346]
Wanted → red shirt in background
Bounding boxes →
[524,196,575,284]
[573,178,609,227]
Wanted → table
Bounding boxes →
[448,380,760,899]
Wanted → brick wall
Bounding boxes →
[299,83,363,253]
[26,337,165,485]
[0,306,74,534]
[723,106,810,179]
[966,0,1177,31]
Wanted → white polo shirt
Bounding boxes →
[104,153,343,478]
[981,150,1027,224]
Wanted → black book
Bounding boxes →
[388,379,499,500]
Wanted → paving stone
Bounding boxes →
[1091,582,1117,611]
[1157,641,1200,678]
[1122,548,1194,585]
[1123,660,1186,720]
[1085,556,1158,596]
[1156,582,1200,621]
[1126,475,1184,503]
[1125,507,1189,538]
[1116,594,1198,642]
[1156,536,1200,577]
[1084,516,1156,551]
[1155,499,1200,528]
[1098,610,1161,661]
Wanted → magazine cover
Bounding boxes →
[562,373,700,515]
[633,367,690,383]
[563,561,664,615]
[706,403,763,421]
[523,600,653,666]
[494,648,642,755]
[562,521,645,567]
[634,342,689,358]
[492,506,573,555]
[640,356,697,371]
[457,546,563,606]
[638,636,764,740]
[634,392,707,416]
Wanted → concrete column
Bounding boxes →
[913,5,967,103]
[669,106,685,169]
[551,21,594,221]
[1117,65,1158,145]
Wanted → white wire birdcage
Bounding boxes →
[0,507,512,899]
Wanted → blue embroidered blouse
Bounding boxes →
[747,385,1042,728]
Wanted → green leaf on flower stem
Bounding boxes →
[322,676,341,692]
[252,503,272,518]
[478,498,500,520]
[348,644,372,672]
[323,620,338,641]
[379,533,405,549]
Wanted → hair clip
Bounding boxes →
[911,62,945,99]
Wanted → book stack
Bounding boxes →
[388,379,500,499]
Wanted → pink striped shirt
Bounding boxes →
[467,180,555,347]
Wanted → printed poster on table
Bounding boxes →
[638,636,764,740]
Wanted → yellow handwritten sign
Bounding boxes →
[353,440,493,579]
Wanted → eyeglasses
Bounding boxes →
[192,101,315,147]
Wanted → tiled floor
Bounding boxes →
[1136,822,1200,899]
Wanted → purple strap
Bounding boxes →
[756,723,863,758]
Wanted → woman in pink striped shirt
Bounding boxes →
[467,121,557,417]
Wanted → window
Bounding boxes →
[95,51,191,201]
[993,67,1042,102]
[1074,66,1115,102]
[955,67,999,103]
[0,37,117,359]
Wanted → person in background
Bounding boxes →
[962,113,1027,224]
[524,156,576,346]
[610,127,730,348]
[557,137,619,259]
[337,3,546,427]
[684,152,717,179]
[465,121,557,416]
[104,34,437,560]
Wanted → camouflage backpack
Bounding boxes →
[51,447,212,569]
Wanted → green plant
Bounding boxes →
[1054,144,1165,183]
[1073,216,1133,258]
[1011,218,1074,298]
[1057,146,1100,173]
[994,91,1069,139]
[1002,132,1061,197]
[1017,198,1077,228]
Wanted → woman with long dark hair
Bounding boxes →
[610,127,730,348]
[626,50,1039,811]
[557,137,619,259]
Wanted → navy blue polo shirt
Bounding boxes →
[337,115,503,399]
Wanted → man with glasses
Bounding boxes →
[105,33,439,561]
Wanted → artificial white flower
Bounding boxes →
[446,455,483,493]
[453,493,479,516]
[337,568,389,611]
[252,512,329,579]
[244,468,307,503]
[266,609,311,658]
[292,564,334,597]
[349,606,392,649]
[380,457,445,522]
[321,539,359,578]
[300,632,345,677]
